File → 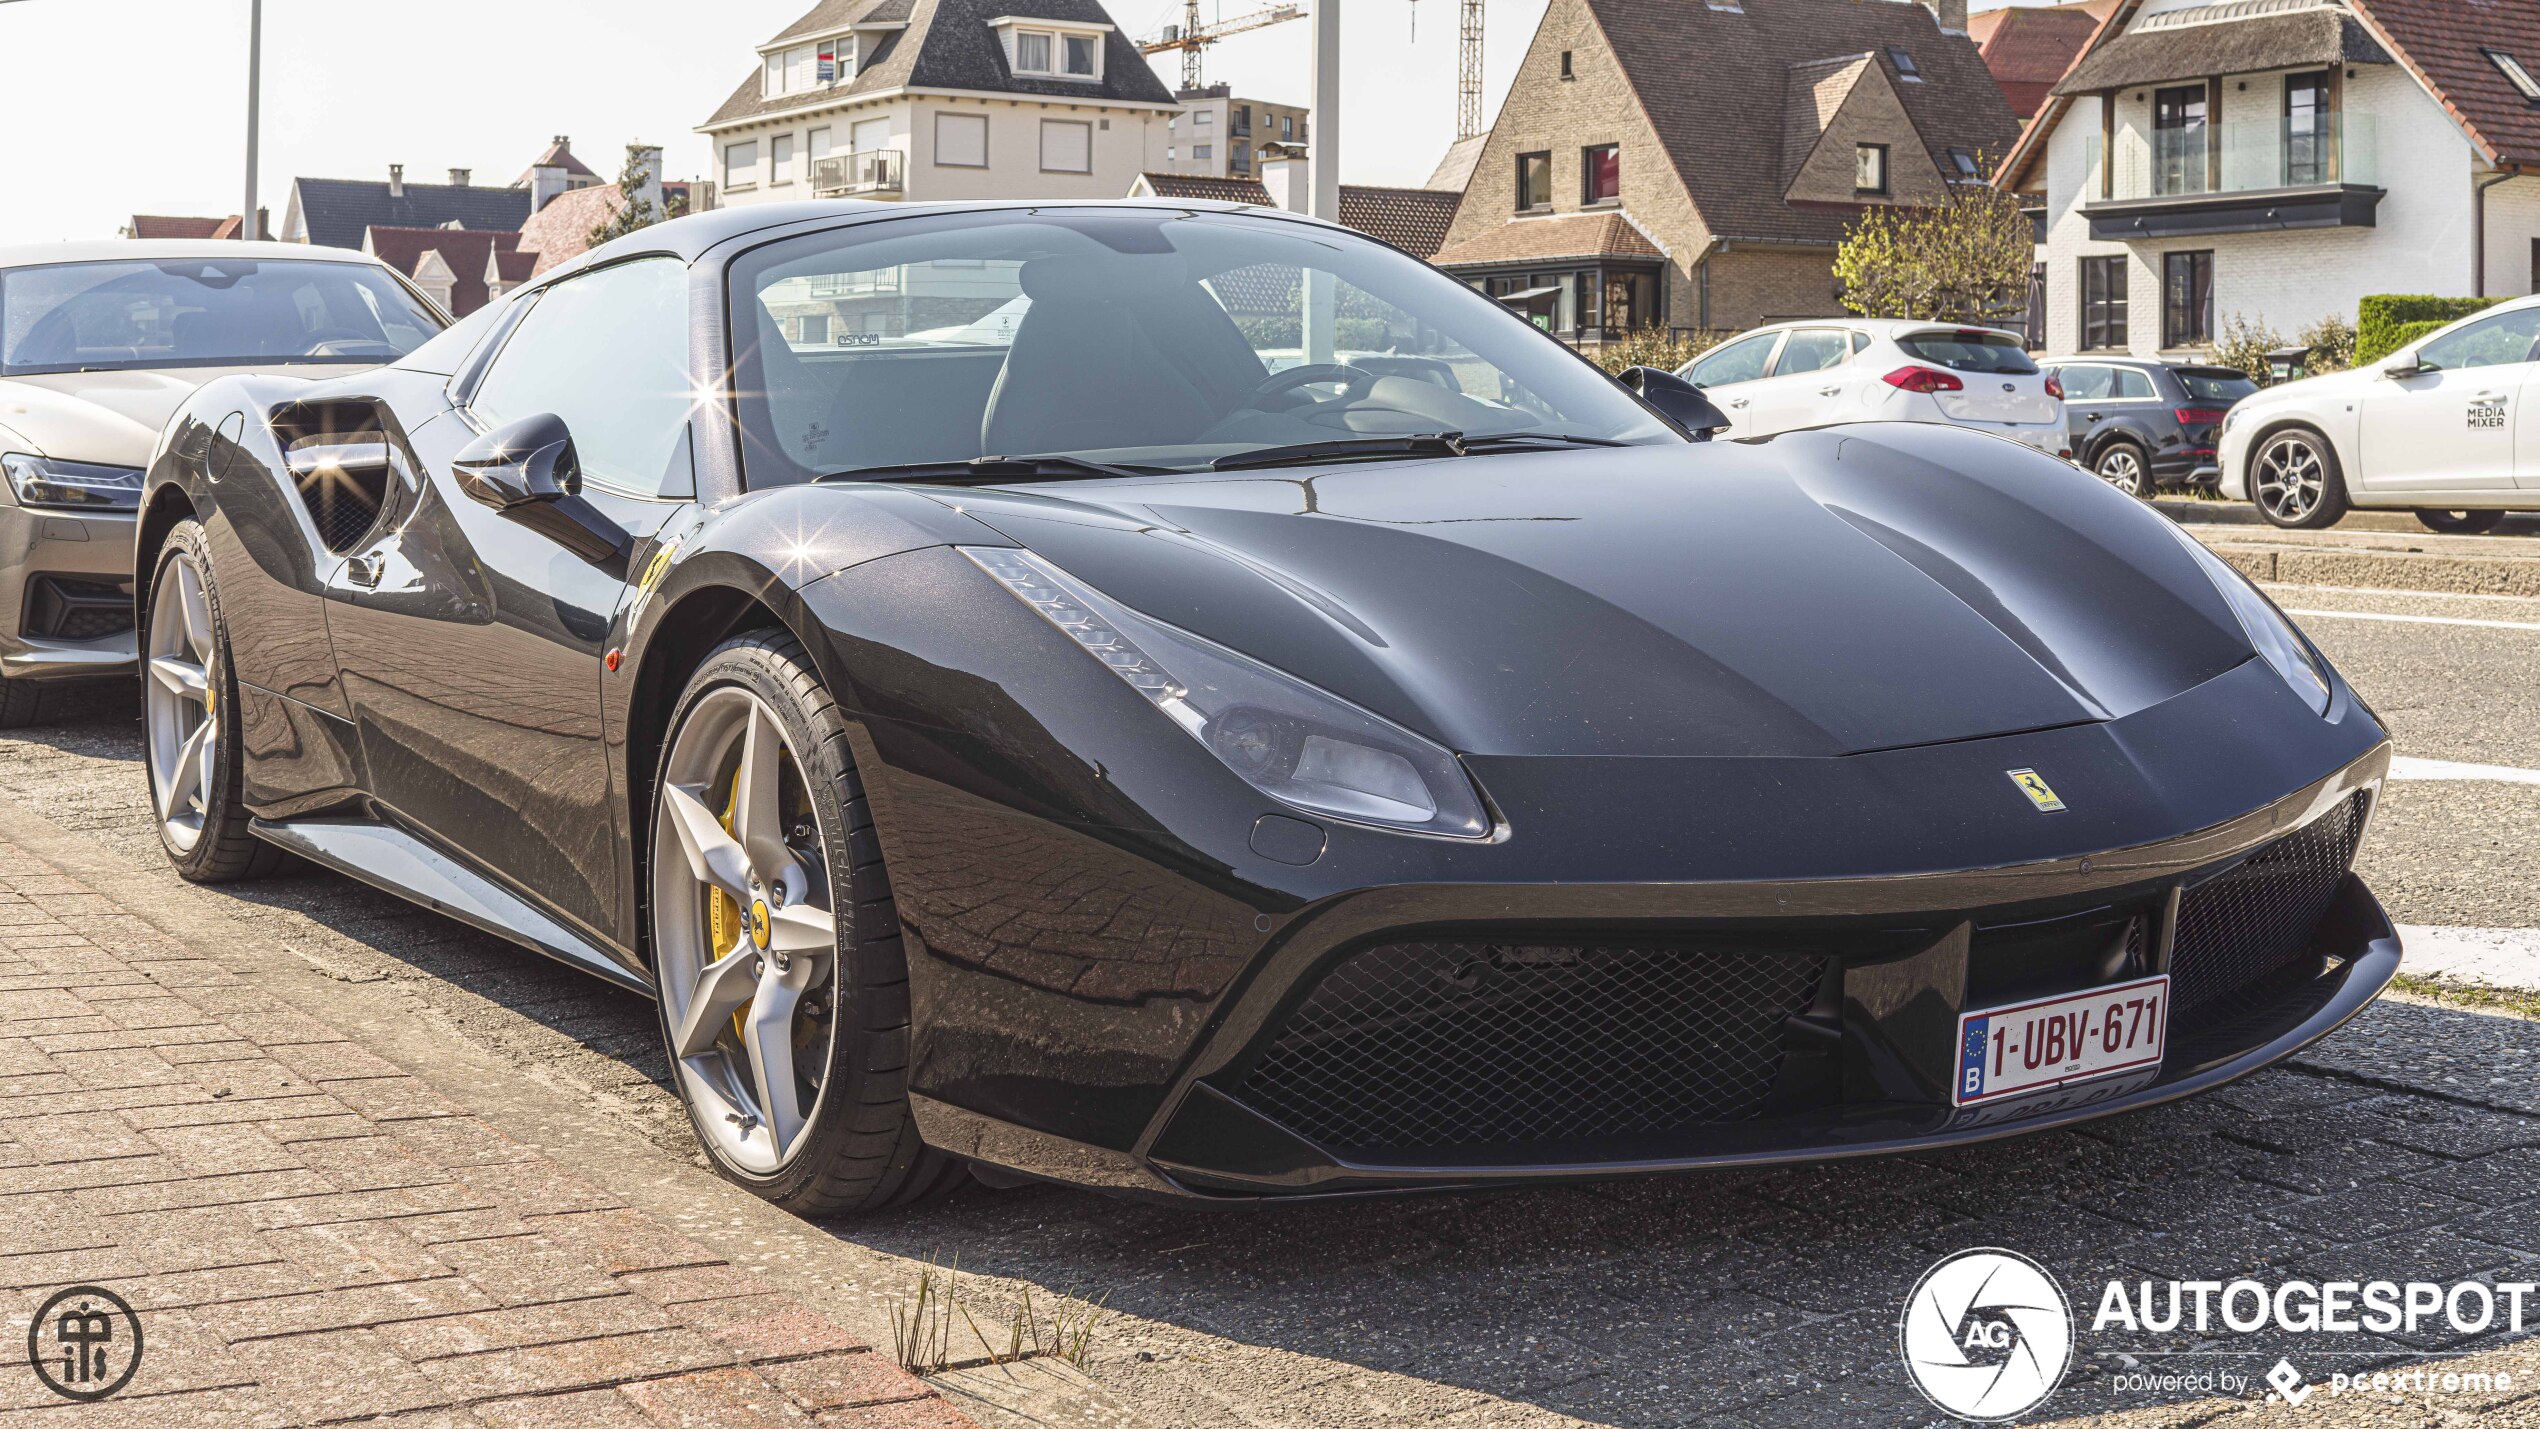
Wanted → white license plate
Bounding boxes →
[1953,974,2168,1107]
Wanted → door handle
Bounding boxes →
[344,555,382,589]
[1818,386,1843,397]
[1727,398,1750,409]
[2086,413,2105,422]
[2472,393,2507,403]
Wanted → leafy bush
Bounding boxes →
[2297,313,2356,374]
[1589,327,1727,375]
[2210,313,2287,381]
[2356,294,2500,365]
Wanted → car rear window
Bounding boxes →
[2175,367,2259,403]
[1896,330,2038,375]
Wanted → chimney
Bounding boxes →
[629,144,665,218]
[1260,145,1309,213]
[1920,0,1967,35]
[388,163,405,197]
[448,168,471,187]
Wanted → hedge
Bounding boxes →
[2356,294,2502,366]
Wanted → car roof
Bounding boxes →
[0,239,392,270]
[1727,317,2024,341]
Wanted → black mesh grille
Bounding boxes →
[1235,941,1826,1155]
[2170,792,2367,1014]
[23,576,132,641]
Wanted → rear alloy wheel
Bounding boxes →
[649,632,964,1215]
[2251,429,2349,530]
[2093,442,2156,500]
[2414,509,2505,535]
[143,521,283,882]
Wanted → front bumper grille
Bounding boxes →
[2170,790,2367,1016]
[23,575,133,641]
[1235,940,1827,1156]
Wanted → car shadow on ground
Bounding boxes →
[12,686,2533,1426]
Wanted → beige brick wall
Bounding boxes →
[1709,249,1848,328]
[1785,67,1950,209]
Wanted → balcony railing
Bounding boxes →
[2087,114,2375,203]
[812,150,904,197]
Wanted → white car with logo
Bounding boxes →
[1675,318,2067,453]
[2220,293,2540,531]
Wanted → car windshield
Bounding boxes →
[0,258,444,376]
[2176,368,2258,403]
[1896,330,2038,376]
[726,209,1676,483]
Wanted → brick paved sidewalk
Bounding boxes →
[0,834,971,1428]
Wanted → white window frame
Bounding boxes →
[935,111,989,168]
[1040,118,1093,174]
[999,18,1106,81]
[724,139,760,190]
[1060,32,1098,77]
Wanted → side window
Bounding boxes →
[1771,329,1850,375]
[2112,367,2158,399]
[471,258,692,498]
[2059,365,2113,401]
[2416,308,2540,373]
[1689,332,1779,387]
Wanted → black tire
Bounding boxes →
[142,521,287,883]
[649,630,966,1216]
[2414,509,2505,535]
[2250,426,2350,530]
[2092,440,2157,500]
[0,674,64,730]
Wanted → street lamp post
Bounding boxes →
[242,0,262,238]
[1302,0,1340,363]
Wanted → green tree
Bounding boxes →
[586,145,681,248]
[1832,178,2033,328]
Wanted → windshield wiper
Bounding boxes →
[1210,430,1629,472]
[818,454,1161,485]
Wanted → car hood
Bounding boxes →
[937,424,2262,759]
[0,366,281,465]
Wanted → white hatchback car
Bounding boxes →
[1675,318,2067,453]
[2219,294,2540,531]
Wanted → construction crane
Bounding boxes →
[1139,1,1305,91]
[1455,0,1483,138]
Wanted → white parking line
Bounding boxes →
[2279,607,2540,634]
[2389,756,2540,786]
[2397,925,2540,992]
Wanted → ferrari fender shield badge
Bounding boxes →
[2007,768,2066,812]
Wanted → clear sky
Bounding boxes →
[0,0,2033,246]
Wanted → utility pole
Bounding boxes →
[242,0,262,238]
[1303,0,1340,363]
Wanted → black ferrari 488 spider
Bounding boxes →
[136,199,2398,1213]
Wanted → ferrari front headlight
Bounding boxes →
[964,546,1492,838]
[2163,522,2331,716]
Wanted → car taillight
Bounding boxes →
[2044,374,2065,400]
[2176,408,2229,426]
[1883,366,1964,394]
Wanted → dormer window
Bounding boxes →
[996,17,1107,80]
[2488,49,2540,103]
[763,34,855,97]
[1946,147,1980,179]
[1888,46,1921,82]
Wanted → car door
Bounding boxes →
[1681,330,1784,437]
[322,256,692,939]
[2053,363,2115,455]
[1743,328,1856,435]
[2357,306,2540,495]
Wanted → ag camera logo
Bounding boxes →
[1900,1248,2074,1422]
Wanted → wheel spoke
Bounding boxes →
[673,946,760,1058]
[765,900,836,954]
[161,721,209,821]
[150,656,209,703]
[660,780,755,899]
[741,972,807,1152]
[729,706,790,884]
[176,561,214,664]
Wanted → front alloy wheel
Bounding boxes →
[143,521,281,882]
[649,632,963,1213]
[2251,430,2348,529]
[2094,443,2154,500]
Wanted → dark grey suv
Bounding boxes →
[2043,358,2259,499]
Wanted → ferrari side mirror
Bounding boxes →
[451,412,627,567]
[1617,365,1731,440]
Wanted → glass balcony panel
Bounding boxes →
[2089,113,2374,203]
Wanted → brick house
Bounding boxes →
[1427,0,2018,343]
[2001,0,2540,361]
[1970,1,2121,120]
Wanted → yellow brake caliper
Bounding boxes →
[706,778,751,1044]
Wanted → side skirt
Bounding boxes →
[250,815,652,996]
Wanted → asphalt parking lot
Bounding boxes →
[0,570,2533,1428]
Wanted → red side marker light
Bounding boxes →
[604,649,623,672]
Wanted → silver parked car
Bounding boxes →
[0,241,444,722]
